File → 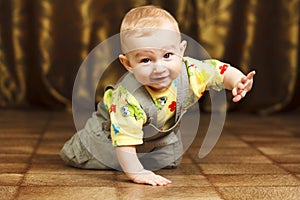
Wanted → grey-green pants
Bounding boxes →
[60,112,183,170]
[60,133,183,170]
[60,133,109,169]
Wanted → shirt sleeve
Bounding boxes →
[183,57,230,105]
[103,86,147,146]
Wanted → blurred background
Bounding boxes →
[0,0,299,114]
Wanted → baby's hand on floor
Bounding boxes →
[127,169,171,186]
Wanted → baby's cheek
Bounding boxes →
[171,68,182,79]
[136,74,150,85]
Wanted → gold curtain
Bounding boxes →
[0,0,299,114]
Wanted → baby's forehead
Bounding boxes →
[131,46,178,55]
[121,28,181,54]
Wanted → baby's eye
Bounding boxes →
[141,58,151,63]
[163,53,173,59]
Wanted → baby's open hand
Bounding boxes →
[128,169,171,186]
[232,71,256,102]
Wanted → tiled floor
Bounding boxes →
[1,109,300,200]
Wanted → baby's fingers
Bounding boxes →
[232,88,248,102]
[132,173,171,186]
[247,71,256,80]
[153,175,171,186]
[232,87,237,96]
[232,94,242,102]
[232,84,244,95]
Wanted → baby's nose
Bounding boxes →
[153,64,166,73]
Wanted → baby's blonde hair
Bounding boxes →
[120,5,180,53]
[120,5,179,33]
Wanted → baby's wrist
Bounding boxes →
[126,169,152,179]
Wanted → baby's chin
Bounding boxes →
[146,82,172,92]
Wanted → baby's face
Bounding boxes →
[126,47,183,92]
[120,26,186,92]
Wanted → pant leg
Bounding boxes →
[60,132,109,170]
[138,132,184,171]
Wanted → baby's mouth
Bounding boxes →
[152,76,168,81]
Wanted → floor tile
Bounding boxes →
[27,163,115,175]
[0,163,28,174]
[157,164,202,175]
[189,147,262,156]
[195,154,272,164]
[117,186,222,200]
[209,147,262,157]
[232,127,293,136]
[163,175,212,187]
[199,163,288,175]
[217,186,300,200]
[17,186,117,200]
[35,140,64,155]
[212,139,250,148]
[240,136,298,143]
[179,155,193,164]
[208,174,300,186]
[268,154,300,163]
[0,132,40,139]
[22,173,116,187]
[0,154,31,163]
[0,174,23,186]
[0,139,38,154]
[280,164,300,173]
[0,122,47,134]
[43,129,75,140]
[256,141,300,148]
[30,154,63,164]
[258,147,300,155]
[0,186,18,200]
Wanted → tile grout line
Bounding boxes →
[231,122,300,183]
[266,119,300,182]
[191,154,226,200]
[204,116,300,198]
[13,112,53,200]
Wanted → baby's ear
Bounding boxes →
[180,40,187,56]
[119,54,133,72]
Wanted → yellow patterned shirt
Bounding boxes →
[103,57,229,146]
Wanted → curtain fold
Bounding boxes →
[0,0,27,107]
[0,0,299,113]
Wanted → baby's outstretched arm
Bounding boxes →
[223,66,256,102]
[116,146,171,186]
